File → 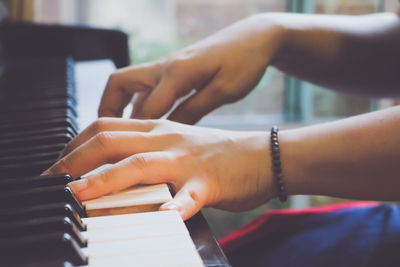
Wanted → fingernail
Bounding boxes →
[41,169,52,175]
[160,202,179,211]
[68,179,89,193]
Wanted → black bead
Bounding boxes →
[272,153,280,160]
[273,166,282,173]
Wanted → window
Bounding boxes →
[34,0,399,238]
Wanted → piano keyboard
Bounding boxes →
[0,57,204,266]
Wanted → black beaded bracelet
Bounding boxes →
[270,126,287,202]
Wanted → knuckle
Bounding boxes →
[152,118,170,130]
[89,118,108,136]
[161,132,184,144]
[128,154,152,171]
[107,72,119,85]
[166,57,188,74]
[91,172,110,192]
[97,171,109,186]
[93,132,114,150]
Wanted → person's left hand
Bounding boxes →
[43,118,274,220]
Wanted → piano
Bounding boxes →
[0,21,231,267]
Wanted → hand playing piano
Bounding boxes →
[97,14,284,124]
[43,118,275,220]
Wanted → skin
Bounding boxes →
[44,10,400,220]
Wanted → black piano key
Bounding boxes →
[0,117,78,135]
[0,232,88,266]
[0,97,76,113]
[0,108,77,124]
[0,107,77,123]
[0,151,60,166]
[0,143,66,158]
[0,202,85,231]
[0,185,86,217]
[0,174,72,190]
[0,125,77,140]
[0,127,76,146]
[21,260,74,267]
[0,216,87,248]
[0,132,74,149]
[0,159,55,178]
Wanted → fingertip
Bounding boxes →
[167,112,197,125]
[41,170,52,176]
[160,201,185,218]
[160,202,180,212]
[68,179,89,196]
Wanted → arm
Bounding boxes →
[282,105,400,201]
[98,11,400,124]
[269,12,400,97]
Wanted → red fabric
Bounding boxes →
[219,201,379,253]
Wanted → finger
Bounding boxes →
[98,65,160,117]
[167,80,225,125]
[59,118,156,158]
[98,72,133,117]
[68,152,175,200]
[160,179,207,221]
[43,131,161,178]
[135,77,189,119]
[130,91,150,118]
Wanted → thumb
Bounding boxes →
[160,179,207,221]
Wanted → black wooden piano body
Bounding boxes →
[0,22,230,267]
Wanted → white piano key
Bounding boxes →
[85,250,204,267]
[84,184,172,210]
[83,221,187,243]
[83,234,195,258]
[82,211,181,230]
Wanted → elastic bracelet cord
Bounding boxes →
[270,126,287,202]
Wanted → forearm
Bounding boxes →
[281,105,400,201]
[264,12,400,97]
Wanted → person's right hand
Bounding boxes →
[43,118,275,221]
[98,14,285,124]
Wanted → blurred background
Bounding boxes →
[2,0,399,238]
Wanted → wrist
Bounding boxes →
[250,13,293,67]
[278,129,310,197]
[248,130,283,202]
[239,131,277,202]
[246,13,290,67]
